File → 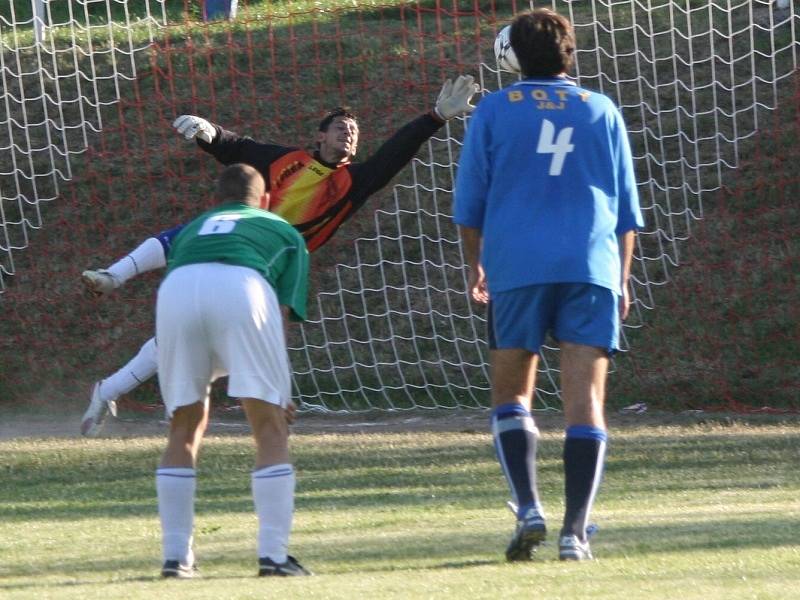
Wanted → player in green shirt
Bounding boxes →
[166,202,308,320]
[154,164,311,578]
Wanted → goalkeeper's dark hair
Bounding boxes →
[318,106,358,132]
[215,163,266,207]
[511,9,575,78]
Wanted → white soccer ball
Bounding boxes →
[494,25,520,73]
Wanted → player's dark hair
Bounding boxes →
[510,8,575,78]
[215,163,265,207]
[318,106,358,132]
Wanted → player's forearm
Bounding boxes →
[618,229,636,287]
[353,113,444,197]
[197,125,287,174]
[379,112,444,164]
[196,124,246,164]
[459,225,482,271]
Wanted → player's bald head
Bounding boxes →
[215,163,266,208]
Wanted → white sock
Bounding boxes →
[106,237,166,285]
[156,467,196,564]
[98,337,158,402]
[252,464,295,563]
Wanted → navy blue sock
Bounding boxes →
[491,403,541,518]
[561,425,607,539]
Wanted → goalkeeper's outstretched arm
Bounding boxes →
[348,74,479,207]
[173,114,293,175]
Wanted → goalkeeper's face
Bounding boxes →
[318,116,359,164]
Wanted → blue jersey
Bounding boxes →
[453,77,644,295]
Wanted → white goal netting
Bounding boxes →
[290,0,798,412]
[0,0,166,292]
[1,1,796,412]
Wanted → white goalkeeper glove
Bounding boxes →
[434,74,479,121]
[172,114,216,143]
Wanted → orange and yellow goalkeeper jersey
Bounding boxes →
[197,112,443,252]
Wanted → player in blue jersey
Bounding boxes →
[155,163,311,578]
[454,9,644,562]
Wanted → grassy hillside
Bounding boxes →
[610,84,800,409]
[0,1,797,412]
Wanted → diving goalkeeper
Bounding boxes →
[80,75,479,436]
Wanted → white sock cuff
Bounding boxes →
[492,414,539,437]
[156,467,196,478]
[252,464,294,480]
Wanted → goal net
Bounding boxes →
[0,0,167,291]
[0,1,796,412]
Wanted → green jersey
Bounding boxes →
[167,203,309,321]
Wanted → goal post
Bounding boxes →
[0,1,797,412]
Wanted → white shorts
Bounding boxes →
[155,263,291,417]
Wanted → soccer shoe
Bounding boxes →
[80,382,118,437]
[258,555,312,577]
[505,507,547,562]
[558,534,593,561]
[81,269,118,297]
[161,559,198,579]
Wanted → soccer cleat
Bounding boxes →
[161,559,198,579]
[81,269,118,297]
[80,382,118,437]
[258,555,312,577]
[558,534,593,561]
[505,506,547,562]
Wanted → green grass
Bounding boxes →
[1,416,799,598]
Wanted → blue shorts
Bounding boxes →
[488,283,620,355]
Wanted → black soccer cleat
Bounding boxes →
[258,555,312,577]
[505,508,547,562]
[161,559,197,579]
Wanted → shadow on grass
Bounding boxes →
[1,512,798,587]
[2,429,799,521]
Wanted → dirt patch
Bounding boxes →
[0,408,495,441]
[1,406,796,441]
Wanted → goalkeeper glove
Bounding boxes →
[434,74,479,120]
[172,115,216,143]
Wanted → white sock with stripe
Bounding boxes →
[106,236,166,285]
[156,467,196,565]
[252,464,295,563]
[98,337,158,402]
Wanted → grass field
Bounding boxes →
[1,3,797,596]
[1,412,799,599]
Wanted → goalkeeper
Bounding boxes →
[80,75,479,436]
